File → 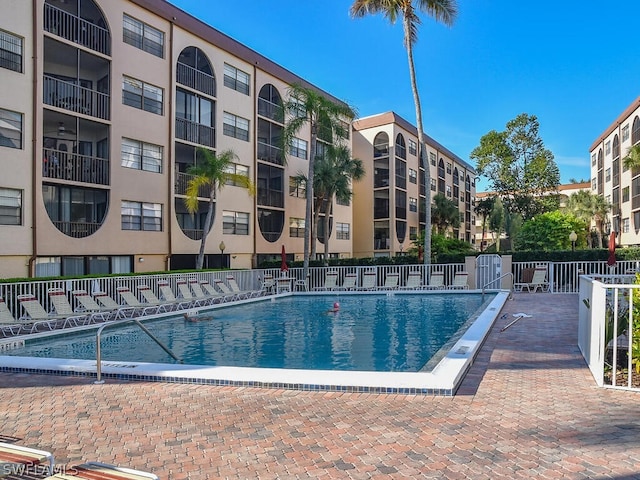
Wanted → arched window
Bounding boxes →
[177,47,215,97]
[632,116,640,145]
[438,158,445,178]
[395,133,406,160]
[373,132,389,157]
[597,149,603,169]
[612,134,620,159]
[258,84,283,123]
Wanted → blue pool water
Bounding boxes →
[8,293,494,373]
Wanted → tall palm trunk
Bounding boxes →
[323,200,333,264]
[312,196,323,258]
[303,124,317,278]
[196,191,216,270]
[404,15,431,266]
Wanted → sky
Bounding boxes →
[170,0,640,192]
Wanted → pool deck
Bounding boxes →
[2,293,640,479]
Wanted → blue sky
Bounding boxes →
[171,0,640,192]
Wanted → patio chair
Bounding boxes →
[201,281,232,303]
[93,291,136,319]
[157,280,192,310]
[313,271,338,291]
[137,284,175,313]
[514,267,549,293]
[359,271,378,290]
[0,441,53,476]
[424,272,445,290]
[226,275,258,299]
[405,271,423,289]
[176,280,207,307]
[336,273,358,290]
[17,293,75,331]
[213,279,240,301]
[71,290,113,323]
[47,288,93,325]
[379,272,399,290]
[43,461,158,480]
[0,297,25,336]
[448,271,469,290]
[117,286,160,316]
[260,274,275,295]
[189,279,221,305]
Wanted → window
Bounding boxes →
[446,185,452,197]
[605,141,611,156]
[409,226,417,241]
[121,138,163,173]
[121,201,162,231]
[592,178,596,190]
[0,108,22,149]
[336,196,350,206]
[409,197,417,212]
[223,64,250,95]
[289,137,308,159]
[430,152,436,166]
[289,217,305,237]
[622,124,630,143]
[0,188,21,225]
[223,112,249,141]
[223,211,249,235]
[409,168,417,184]
[289,176,306,198]
[408,139,417,156]
[605,168,611,182]
[122,76,163,115]
[430,178,436,191]
[336,222,350,240]
[446,162,452,174]
[623,186,630,203]
[123,14,164,57]
[224,163,249,186]
[0,29,22,72]
[591,153,596,166]
[623,218,630,234]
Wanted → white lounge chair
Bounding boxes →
[213,278,240,301]
[72,290,113,322]
[157,280,192,310]
[0,441,53,476]
[117,286,160,315]
[405,271,423,289]
[17,293,72,331]
[137,284,175,312]
[43,461,158,480]
[359,271,378,290]
[425,272,445,290]
[177,280,207,307]
[448,271,469,290]
[226,275,258,298]
[514,267,549,293]
[380,272,399,290]
[93,292,136,319]
[201,281,232,303]
[47,288,92,325]
[189,279,221,305]
[0,297,25,336]
[314,271,338,291]
[336,273,358,290]
[260,274,275,295]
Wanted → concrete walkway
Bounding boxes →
[2,293,640,479]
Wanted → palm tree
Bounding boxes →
[474,196,495,252]
[314,144,365,263]
[351,0,458,265]
[623,144,640,171]
[282,83,356,279]
[563,190,612,248]
[431,193,460,235]
[185,148,254,270]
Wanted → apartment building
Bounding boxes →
[352,112,476,257]
[590,96,640,246]
[0,0,355,277]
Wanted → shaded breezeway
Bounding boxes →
[2,293,640,479]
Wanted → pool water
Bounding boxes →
[7,293,493,373]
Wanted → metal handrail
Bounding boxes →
[94,317,182,384]
[481,272,513,301]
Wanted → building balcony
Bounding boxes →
[175,172,212,199]
[176,62,216,97]
[44,3,110,56]
[51,220,101,238]
[175,118,215,148]
[44,75,110,120]
[181,228,204,241]
[257,142,284,166]
[257,98,284,123]
[374,238,390,250]
[43,148,109,186]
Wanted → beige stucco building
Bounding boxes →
[352,112,476,258]
[590,95,640,247]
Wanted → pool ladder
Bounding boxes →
[94,317,182,384]
[481,272,514,301]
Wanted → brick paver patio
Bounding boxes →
[2,293,640,479]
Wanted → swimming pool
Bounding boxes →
[0,290,509,395]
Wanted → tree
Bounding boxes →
[282,84,355,280]
[185,148,254,270]
[563,190,612,248]
[623,144,640,171]
[431,193,460,235]
[514,211,586,251]
[489,196,505,252]
[314,144,365,263]
[470,113,560,221]
[350,0,458,267]
[474,196,495,251]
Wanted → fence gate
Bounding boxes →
[476,254,502,289]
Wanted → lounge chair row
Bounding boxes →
[0,440,157,479]
[313,271,470,291]
[0,275,264,337]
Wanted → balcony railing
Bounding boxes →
[175,172,212,198]
[176,62,215,97]
[181,228,204,241]
[257,98,284,123]
[175,118,215,148]
[52,220,102,238]
[257,191,284,208]
[44,3,110,56]
[44,75,110,120]
[257,142,284,166]
[374,145,389,158]
[374,238,390,250]
[43,148,109,185]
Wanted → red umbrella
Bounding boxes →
[607,231,616,267]
[280,245,289,273]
